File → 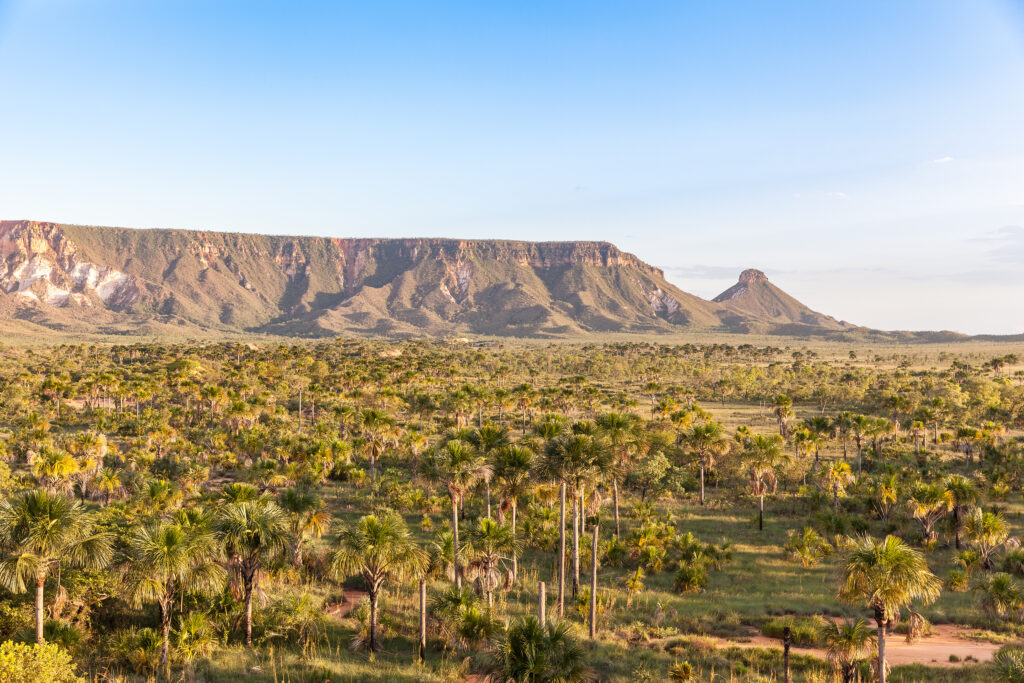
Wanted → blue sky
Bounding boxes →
[2,1,1023,334]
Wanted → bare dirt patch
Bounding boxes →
[715,625,1002,669]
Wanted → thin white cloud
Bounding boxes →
[826,191,849,200]
[932,156,954,164]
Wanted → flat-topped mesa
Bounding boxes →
[327,238,664,277]
[0,220,854,338]
[737,268,768,284]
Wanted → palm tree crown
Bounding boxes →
[330,511,426,653]
[0,489,113,644]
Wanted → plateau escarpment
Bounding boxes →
[0,220,856,339]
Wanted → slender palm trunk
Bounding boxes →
[953,507,961,550]
[35,575,45,644]
[572,492,580,598]
[160,599,172,679]
[451,496,461,588]
[485,479,491,519]
[418,580,427,663]
[876,610,887,683]
[699,464,706,506]
[589,524,598,639]
[369,590,379,654]
[511,501,518,582]
[558,482,565,617]
[244,575,255,647]
[758,495,764,531]
[612,480,621,539]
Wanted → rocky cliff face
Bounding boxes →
[0,220,849,339]
[0,221,139,309]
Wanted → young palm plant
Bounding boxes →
[822,618,876,683]
[0,489,113,644]
[467,517,521,608]
[486,615,593,683]
[974,572,1024,619]
[329,511,426,655]
[964,508,1015,569]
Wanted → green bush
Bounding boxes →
[673,563,709,593]
[947,568,969,592]
[0,641,84,683]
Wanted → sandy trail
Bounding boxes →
[325,590,368,619]
[710,625,1001,668]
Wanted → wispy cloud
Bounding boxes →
[984,225,1024,263]
[826,191,849,200]
[932,156,954,164]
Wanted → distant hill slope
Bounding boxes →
[712,268,854,334]
[0,219,994,342]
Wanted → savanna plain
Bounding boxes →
[2,337,1024,683]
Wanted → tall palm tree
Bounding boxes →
[95,468,124,506]
[772,394,793,437]
[278,487,331,567]
[850,414,874,475]
[833,411,855,460]
[680,421,730,506]
[467,517,521,608]
[31,449,79,495]
[486,615,593,683]
[492,444,534,581]
[469,424,509,519]
[837,535,941,683]
[122,518,225,676]
[215,498,290,647]
[822,461,855,512]
[421,439,491,588]
[0,489,113,644]
[541,433,605,599]
[360,408,394,486]
[596,412,641,538]
[743,434,786,531]
[944,474,979,550]
[823,618,877,683]
[330,512,426,654]
[906,483,951,546]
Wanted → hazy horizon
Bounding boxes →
[2,1,1023,335]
